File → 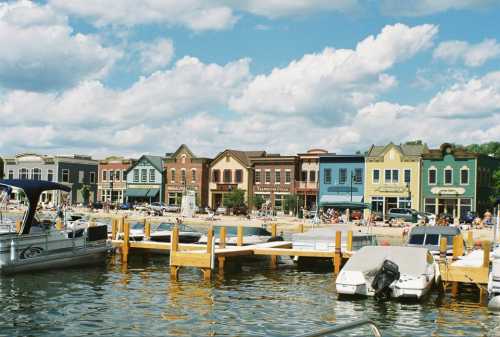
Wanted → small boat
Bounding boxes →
[336,246,436,299]
[488,246,500,310]
[407,225,462,255]
[292,225,377,252]
[198,226,273,246]
[0,180,109,274]
[150,223,201,243]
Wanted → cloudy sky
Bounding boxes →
[0,0,499,158]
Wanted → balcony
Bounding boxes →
[297,181,318,191]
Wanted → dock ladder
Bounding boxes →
[293,319,382,337]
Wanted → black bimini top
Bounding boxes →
[0,180,71,235]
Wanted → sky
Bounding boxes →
[0,0,499,158]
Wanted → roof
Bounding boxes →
[423,143,480,160]
[164,144,211,164]
[126,155,165,173]
[210,149,265,167]
[367,143,429,158]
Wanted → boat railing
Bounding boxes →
[292,319,382,337]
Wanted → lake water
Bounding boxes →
[1,253,499,337]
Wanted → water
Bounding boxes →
[1,254,500,337]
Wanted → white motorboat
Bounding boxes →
[198,226,273,246]
[336,246,437,299]
[488,246,500,310]
[0,180,109,274]
[407,225,462,255]
[120,222,202,243]
[292,226,377,252]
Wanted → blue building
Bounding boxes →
[318,154,366,210]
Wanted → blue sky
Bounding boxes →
[0,0,499,158]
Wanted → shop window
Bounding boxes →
[62,169,69,183]
[404,169,411,183]
[324,168,331,184]
[460,198,472,217]
[373,169,380,184]
[255,170,261,184]
[150,169,156,183]
[353,168,362,184]
[275,170,281,184]
[171,169,176,183]
[133,169,139,182]
[141,169,147,182]
[371,196,383,213]
[444,167,453,185]
[265,170,271,184]
[398,197,411,209]
[235,169,243,183]
[428,168,436,185]
[32,168,41,181]
[309,170,316,182]
[212,169,220,183]
[339,168,347,184]
[424,198,436,214]
[285,170,291,184]
[223,169,232,183]
[274,194,285,211]
[460,168,469,185]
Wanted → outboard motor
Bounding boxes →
[371,259,400,299]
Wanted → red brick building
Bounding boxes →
[164,144,211,207]
[296,149,327,210]
[98,156,135,204]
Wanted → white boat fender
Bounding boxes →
[10,239,15,261]
[489,296,500,311]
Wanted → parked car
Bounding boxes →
[165,204,180,213]
[386,208,418,223]
[150,202,167,213]
[118,203,132,210]
[215,206,227,215]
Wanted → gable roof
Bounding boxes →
[367,143,428,158]
[164,144,211,164]
[423,143,480,160]
[171,144,194,158]
[210,149,266,168]
[127,155,165,173]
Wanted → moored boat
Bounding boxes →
[488,246,500,310]
[407,225,462,255]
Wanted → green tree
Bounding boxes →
[284,194,298,215]
[463,142,500,158]
[223,189,246,212]
[251,194,265,210]
[79,184,91,205]
[492,169,500,203]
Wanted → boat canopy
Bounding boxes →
[0,179,71,235]
[409,226,460,236]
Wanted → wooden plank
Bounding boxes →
[440,266,489,284]
[170,251,212,269]
[254,248,335,257]
[482,241,490,268]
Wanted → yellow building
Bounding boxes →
[364,143,428,218]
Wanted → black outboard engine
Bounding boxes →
[371,259,400,299]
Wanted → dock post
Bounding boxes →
[122,221,130,263]
[270,223,278,268]
[334,231,342,275]
[202,226,214,280]
[347,231,353,252]
[15,219,21,233]
[452,235,459,261]
[439,237,448,291]
[218,227,226,273]
[111,218,117,240]
[467,231,473,253]
[55,218,63,231]
[298,223,304,233]
[271,223,277,237]
[237,225,244,246]
[170,226,180,281]
[144,218,151,241]
[482,240,491,269]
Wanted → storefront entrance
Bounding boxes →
[212,193,223,209]
[385,197,398,214]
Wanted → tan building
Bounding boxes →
[98,156,135,203]
[296,149,327,210]
[208,149,265,209]
[251,154,298,213]
[364,143,428,218]
[164,144,211,207]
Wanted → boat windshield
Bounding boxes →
[409,234,425,245]
[213,226,271,236]
[131,222,144,230]
[424,234,439,246]
[153,223,197,233]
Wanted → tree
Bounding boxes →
[492,169,500,204]
[223,189,246,211]
[284,194,299,215]
[463,142,500,158]
[251,194,265,210]
[79,184,91,205]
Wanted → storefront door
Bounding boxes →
[385,197,398,213]
[438,198,457,215]
[213,193,223,209]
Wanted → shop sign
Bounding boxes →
[375,186,407,193]
[167,184,199,191]
[128,184,158,189]
[215,184,238,192]
[430,187,465,195]
[255,186,291,193]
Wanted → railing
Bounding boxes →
[293,319,382,337]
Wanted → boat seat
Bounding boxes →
[67,228,85,238]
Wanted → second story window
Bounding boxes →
[32,168,41,181]
[149,169,155,182]
[133,169,139,182]
[301,170,307,181]
[461,167,469,185]
[373,169,380,184]
[212,169,220,183]
[339,168,347,184]
[353,168,362,184]
[255,170,261,184]
[428,168,436,185]
[115,170,121,181]
[404,169,411,184]
[47,169,54,182]
[392,169,399,183]
[191,169,196,183]
[171,169,176,183]
[90,172,96,184]
[62,169,69,183]
[285,170,291,184]
[223,169,232,183]
[102,170,107,181]
[78,170,84,183]
[265,170,271,184]
[444,168,453,185]
[275,170,281,184]
[181,169,186,184]
[309,170,316,182]
[8,170,14,180]
[141,169,147,182]
[324,168,331,184]
[19,168,29,180]
[235,169,243,183]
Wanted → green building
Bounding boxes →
[421,143,499,217]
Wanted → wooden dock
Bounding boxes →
[109,217,354,280]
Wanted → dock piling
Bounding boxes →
[482,240,490,269]
[111,218,117,240]
[218,227,226,272]
[334,231,342,275]
[237,225,244,246]
[203,226,214,280]
[347,231,353,252]
[144,218,151,241]
[170,226,180,280]
[467,231,473,253]
[122,221,130,263]
[298,223,304,233]
[15,219,21,233]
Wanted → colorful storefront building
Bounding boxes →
[319,154,365,210]
[98,156,135,204]
[125,155,165,204]
[421,143,499,217]
[164,144,211,208]
[296,149,327,210]
[364,143,427,218]
[251,154,298,213]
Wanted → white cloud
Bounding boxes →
[138,38,175,74]
[229,23,437,117]
[0,0,121,92]
[433,39,500,67]
[381,0,496,16]
[49,0,237,32]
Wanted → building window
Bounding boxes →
[384,169,391,184]
[285,170,291,184]
[235,169,243,183]
[32,168,41,181]
[255,170,261,184]
[149,169,155,183]
[353,168,362,184]
[275,170,281,184]
[371,196,383,213]
[212,169,220,183]
[8,170,14,180]
[102,170,107,181]
[181,169,186,184]
[78,170,84,183]
[424,198,436,214]
[404,169,411,184]
[19,168,29,180]
[62,169,69,183]
[444,167,453,185]
[265,170,271,184]
[428,168,436,185]
[191,169,196,183]
[115,170,120,181]
[122,170,126,182]
[141,169,147,182]
[301,170,307,181]
[170,169,176,183]
[274,194,285,211]
[90,172,96,184]
[133,169,139,182]
[309,170,316,182]
[339,168,347,184]
[392,170,399,183]
[47,169,53,182]
[373,169,380,184]
[223,169,232,183]
[324,168,332,184]
[460,167,469,185]
[460,198,472,217]
[398,197,411,209]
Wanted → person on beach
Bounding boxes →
[483,210,493,227]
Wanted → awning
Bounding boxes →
[319,195,369,209]
[125,188,159,198]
